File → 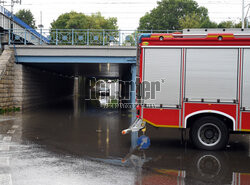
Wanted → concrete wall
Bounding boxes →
[14,64,74,110]
[0,49,75,111]
[0,49,15,109]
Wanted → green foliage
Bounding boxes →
[49,12,119,45]
[179,13,202,28]
[15,9,36,29]
[0,107,21,114]
[105,99,119,109]
[138,0,242,30]
[200,19,218,28]
[179,12,217,28]
[138,0,211,30]
[123,34,136,46]
[235,22,243,28]
[218,21,235,28]
[110,99,118,104]
[217,21,243,28]
[51,11,118,29]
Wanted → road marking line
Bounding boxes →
[11,125,18,129]
[3,137,11,142]
[0,157,10,166]
[0,174,12,185]
[0,145,10,151]
[7,130,15,134]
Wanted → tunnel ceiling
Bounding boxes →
[25,63,131,78]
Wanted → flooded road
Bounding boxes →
[1,97,250,185]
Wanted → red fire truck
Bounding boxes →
[122,29,250,150]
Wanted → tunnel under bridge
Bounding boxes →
[9,45,137,110]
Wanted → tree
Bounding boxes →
[50,12,118,45]
[88,13,118,30]
[179,13,202,28]
[15,9,36,29]
[218,21,235,28]
[138,0,213,30]
[179,12,217,28]
[50,11,118,29]
[234,22,243,28]
[200,19,218,28]
[123,34,136,46]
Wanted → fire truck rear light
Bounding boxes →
[122,129,131,135]
[159,36,164,41]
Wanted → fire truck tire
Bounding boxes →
[190,116,229,150]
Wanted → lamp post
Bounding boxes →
[38,11,43,45]
[243,0,245,29]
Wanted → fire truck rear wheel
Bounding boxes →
[190,116,229,150]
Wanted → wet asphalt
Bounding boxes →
[0,97,250,185]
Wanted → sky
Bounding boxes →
[2,0,250,30]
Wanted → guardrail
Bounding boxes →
[0,6,50,44]
[7,29,181,46]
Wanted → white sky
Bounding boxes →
[2,0,250,30]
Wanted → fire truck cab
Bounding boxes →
[122,29,250,150]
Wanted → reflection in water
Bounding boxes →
[196,154,221,180]
[97,123,102,150]
[16,96,250,185]
[99,95,110,107]
[122,149,250,185]
[124,123,250,185]
[106,124,110,157]
[98,95,119,109]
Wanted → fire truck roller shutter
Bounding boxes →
[185,48,238,103]
[143,48,181,107]
[242,49,250,110]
